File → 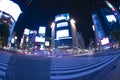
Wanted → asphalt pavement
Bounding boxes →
[106,59,120,80]
[1,49,120,80]
[5,54,51,80]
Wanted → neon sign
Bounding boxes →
[105,1,116,11]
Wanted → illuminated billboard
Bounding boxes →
[55,13,70,22]
[45,41,50,46]
[100,37,109,45]
[35,36,45,42]
[106,15,116,22]
[0,0,22,21]
[38,26,46,34]
[56,29,69,39]
[24,28,30,35]
[57,22,68,28]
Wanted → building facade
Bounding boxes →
[0,0,22,48]
[92,8,120,50]
[51,13,78,50]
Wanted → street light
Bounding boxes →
[15,36,17,40]
[70,19,76,24]
[51,22,55,29]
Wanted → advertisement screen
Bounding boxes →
[24,28,30,35]
[38,26,46,34]
[57,22,68,28]
[55,13,70,22]
[106,15,116,22]
[35,36,45,42]
[100,37,109,45]
[56,29,69,39]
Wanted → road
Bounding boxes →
[0,52,11,80]
[0,49,120,80]
[5,54,51,80]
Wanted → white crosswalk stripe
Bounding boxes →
[0,52,11,80]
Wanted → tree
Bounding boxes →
[0,23,10,47]
[110,27,120,41]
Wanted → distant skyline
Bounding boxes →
[12,0,120,47]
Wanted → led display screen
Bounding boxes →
[35,36,45,42]
[38,26,46,34]
[24,28,30,35]
[57,22,68,28]
[106,15,116,22]
[100,37,109,45]
[55,13,70,22]
[56,29,69,39]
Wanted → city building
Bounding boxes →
[20,27,46,54]
[51,13,78,50]
[92,7,120,50]
[77,32,85,49]
[0,0,22,48]
[20,28,30,50]
[28,30,37,51]
[35,26,46,50]
[11,31,18,50]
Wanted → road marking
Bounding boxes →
[0,65,7,70]
[0,62,8,67]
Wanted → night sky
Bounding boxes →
[12,0,120,47]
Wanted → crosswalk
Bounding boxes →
[0,52,11,80]
[50,53,120,80]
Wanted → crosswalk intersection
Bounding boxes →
[0,52,11,80]
[50,53,120,80]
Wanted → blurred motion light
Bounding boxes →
[105,0,116,11]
